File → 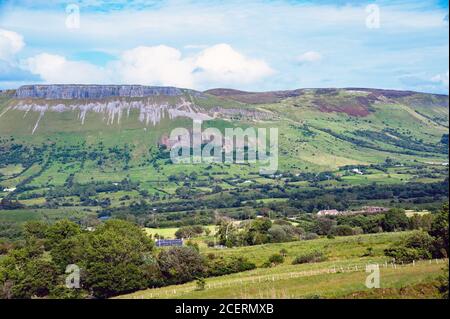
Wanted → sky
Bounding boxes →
[0,0,448,93]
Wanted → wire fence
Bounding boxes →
[129,258,448,299]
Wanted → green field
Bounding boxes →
[116,232,448,299]
[145,225,217,238]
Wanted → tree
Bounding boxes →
[429,204,449,258]
[382,209,409,232]
[242,218,272,245]
[331,225,354,236]
[0,246,58,299]
[45,220,81,250]
[268,225,288,243]
[23,221,48,240]
[216,220,238,247]
[384,230,434,263]
[158,247,205,285]
[175,225,204,239]
[79,220,155,298]
[409,213,433,231]
[314,217,336,235]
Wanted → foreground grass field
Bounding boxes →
[117,261,445,299]
[116,232,448,299]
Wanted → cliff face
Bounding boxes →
[14,85,185,99]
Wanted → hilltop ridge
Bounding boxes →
[14,84,197,100]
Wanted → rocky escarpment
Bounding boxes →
[14,85,189,99]
[3,85,273,134]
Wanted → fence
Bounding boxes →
[129,258,448,299]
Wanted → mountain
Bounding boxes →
[0,84,448,232]
[0,84,448,186]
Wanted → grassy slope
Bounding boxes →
[115,232,448,299]
[0,89,448,208]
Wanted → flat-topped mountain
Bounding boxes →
[0,85,448,138]
[14,85,191,100]
[0,84,448,175]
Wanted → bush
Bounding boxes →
[384,247,424,263]
[303,232,319,240]
[331,225,354,236]
[429,204,449,258]
[206,256,256,276]
[195,278,206,291]
[175,225,204,239]
[382,209,409,232]
[362,247,375,257]
[158,246,205,285]
[352,227,364,235]
[268,253,284,265]
[437,265,449,299]
[384,230,434,263]
[292,250,326,264]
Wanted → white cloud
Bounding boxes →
[24,53,108,84]
[110,45,195,88]
[193,44,274,86]
[21,44,274,89]
[296,51,322,63]
[431,70,449,88]
[0,29,25,62]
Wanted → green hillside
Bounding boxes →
[0,86,448,233]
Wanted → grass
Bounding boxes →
[0,207,97,223]
[127,262,444,299]
[201,232,408,266]
[115,230,447,299]
[145,225,217,239]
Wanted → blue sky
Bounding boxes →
[0,0,448,93]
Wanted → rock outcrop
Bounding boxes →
[14,85,186,99]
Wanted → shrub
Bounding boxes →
[195,278,206,291]
[175,225,204,239]
[158,246,205,285]
[362,247,375,257]
[206,256,256,276]
[384,247,424,263]
[384,230,434,263]
[268,253,284,265]
[382,209,409,232]
[331,225,354,236]
[437,265,449,299]
[352,227,364,235]
[303,232,319,240]
[185,240,200,252]
[292,250,326,264]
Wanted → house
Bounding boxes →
[351,168,364,175]
[360,206,388,214]
[2,187,16,192]
[317,209,340,216]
